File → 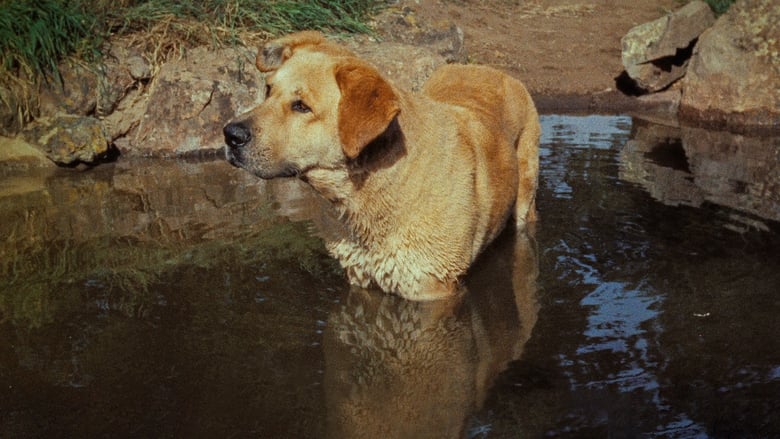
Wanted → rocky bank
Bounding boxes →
[0,0,777,172]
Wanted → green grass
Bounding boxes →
[0,0,99,80]
[0,0,380,78]
[0,0,382,131]
[704,0,736,16]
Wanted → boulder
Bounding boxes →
[621,0,715,92]
[38,40,151,120]
[130,47,264,157]
[373,5,467,63]
[22,115,110,165]
[347,40,446,91]
[0,135,55,175]
[37,62,99,117]
[679,0,780,130]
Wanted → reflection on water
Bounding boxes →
[621,118,780,231]
[1,116,778,437]
[325,227,538,438]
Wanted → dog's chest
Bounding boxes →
[325,235,456,297]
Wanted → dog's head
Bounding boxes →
[224,31,401,180]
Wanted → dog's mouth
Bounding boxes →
[224,146,302,180]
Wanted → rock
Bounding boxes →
[101,86,148,144]
[38,62,98,117]
[620,0,715,92]
[22,115,110,165]
[0,135,55,175]
[130,47,263,157]
[37,40,150,121]
[621,0,715,92]
[373,6,467,63]
[347,40,446,91]
[679,0,780,131]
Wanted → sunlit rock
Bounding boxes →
[679,0,780,130]
[0,135,54,176]
[621,0,715,92]
[130,47,264,157]
[372,6,466,63]
[22,114,110,166]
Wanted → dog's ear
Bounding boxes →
[335,62,401,159]
[256,31,326,72]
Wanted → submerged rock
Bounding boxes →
[679,0,780,130]
[23,115,110,166]
[621,0,715,92]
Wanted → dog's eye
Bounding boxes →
[291,100,311,114]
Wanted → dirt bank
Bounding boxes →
[401,0,679,112]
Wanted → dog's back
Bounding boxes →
[423,64,541,228]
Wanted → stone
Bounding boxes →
[38,62,98,117]
[679,0,780,131]
[373,6,467,63]
[22,115,110,165]
[36,38,151,121]
[0,135,54,175]
[347,39,446,91]
[130,47,264,157]
[101,86,148,144]
[621,0,715,92]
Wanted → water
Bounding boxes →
[1,115,778,438]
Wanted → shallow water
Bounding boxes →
[1,115,778,438]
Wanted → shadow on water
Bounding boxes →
[1,115,778,437]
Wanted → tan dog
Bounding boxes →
[224,31,540,300]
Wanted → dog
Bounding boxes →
[224,31,540,301]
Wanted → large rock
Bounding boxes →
[38,40,151,120]
[347,40,446,92]
[621,0,715,92]
[22,115,111,165]
[679,0,780,130]
[0,135,55,175]
[130,47,264,157]
[372,5,467,64]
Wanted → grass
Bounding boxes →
[0,0,383,131]
[704,0,736,16]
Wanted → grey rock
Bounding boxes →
[621,0,715,92]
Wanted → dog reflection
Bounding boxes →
[323,227,538,438]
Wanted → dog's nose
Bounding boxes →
[223,122,252,149]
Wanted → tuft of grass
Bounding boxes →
[704,0,736,16]
[0,0,100,82]
[0,0,382,133]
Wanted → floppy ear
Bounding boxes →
[335,62,401,159]
[256,31,326,72]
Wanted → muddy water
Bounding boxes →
[1,115,778,438]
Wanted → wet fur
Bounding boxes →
[225,31,540,300]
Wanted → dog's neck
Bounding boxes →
[302,117,411,243]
